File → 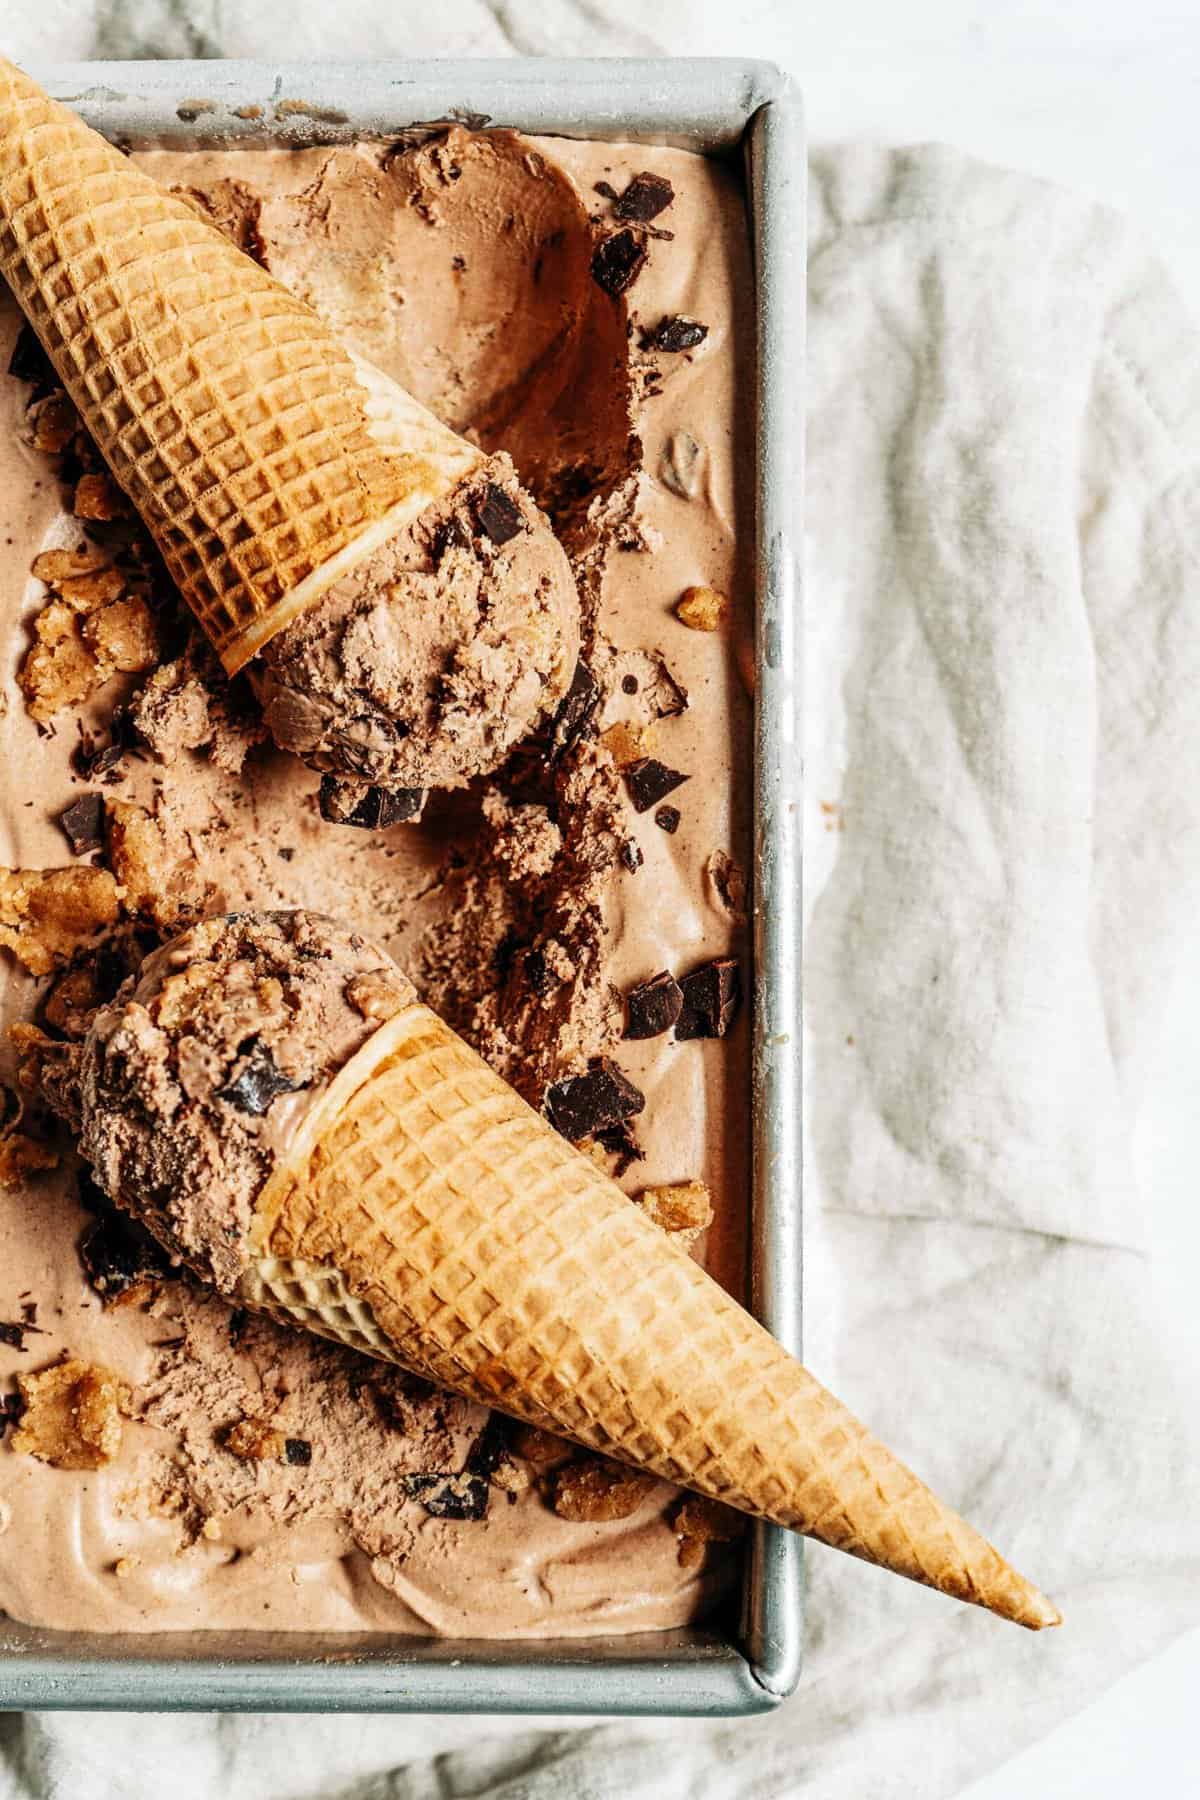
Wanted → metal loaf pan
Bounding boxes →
[2,57,805,1716]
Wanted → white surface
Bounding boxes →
[2,8,1199,1797]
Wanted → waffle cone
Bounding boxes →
[240,1003,1060,1630]
[0,57,479,673]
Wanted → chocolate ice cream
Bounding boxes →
[0,127,753,1639]
[78,912,413,1292]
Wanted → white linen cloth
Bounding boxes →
[3,18,1200,1800]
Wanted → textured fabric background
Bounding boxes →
[1,13,1199,1799]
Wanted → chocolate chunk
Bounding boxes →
[615,172,675,222]
[474,483,524,546]
[58,793,104,857]
[593,1118,644,1175]
[651,315,709,353]
[7,323,56,391]
[216,1037,303,1116]
[523,948,551,997]
[621,674,639,695]
[625,971,683,1041]
[624,757,689,814]
[318,776,425,829]
[654,805,681,834]
[675,958,743,1041]
[548,659,600,762]
[284,1437,313,1466]
[619,839,643,873]
[405,1471,491,1521]
[545,1057,645,1143]
[464,1412,510,1482]
[80,1209,171,1305]
[591,229,647,297]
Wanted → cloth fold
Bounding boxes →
[1,113,1199,1800]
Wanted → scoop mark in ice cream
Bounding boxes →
[545,1058,645,1142]
[623,758,689,814]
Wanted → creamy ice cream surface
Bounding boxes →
[0,129,752,1637]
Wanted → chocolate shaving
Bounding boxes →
[58,793,105,857]
[545,1057,645,1143]
[624,758,689,814]
[216,1037,303,1116]
[474,484,524,546]
[547,659,600,763]
[405,1471,491,1521]
[7,323,56,392]
[675,958,743,1041]
[615,172,675,222]
[318,777,425,829]
[284,1437,313,1467]
[654,805,681,834]
[0,1322,32,1350]
[591,229,647,297]
[619,839,644,873]
[650,315,709,353]
[80,1209,172,1306]
[625,971,683,1041]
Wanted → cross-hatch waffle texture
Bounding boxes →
[0,57,474,672]
[249,1003,1060,1629]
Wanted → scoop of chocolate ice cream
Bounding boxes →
[254,456,580,791]
[77,911,415,1292]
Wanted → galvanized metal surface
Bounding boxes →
[0,58,806,1716]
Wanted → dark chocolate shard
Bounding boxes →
[474,483,524,546]
[591,228,647,297]
[523,948,552,997]
[80,1209,172,1305]
[593,179,620,203]
[58,793,104,857]
[615,172,675,222]
[547,659,600,763]
[545,1057,645,1143]
[216,1037,303,1117]
[284,1437,313,1467]
[654,804,681,834]
[0,1322,29,1350]
[619,839,644,873]
[625,971,683,1041]
[675,958,743,1041]
[405,1471,491,1521]
[0,1393,24,1437]
[7,323,56,391]
[318,776,425,829]
[73,707,136,783]
[624,757,689,814]
[652,315,709,353]
[464,1412,510,1482]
